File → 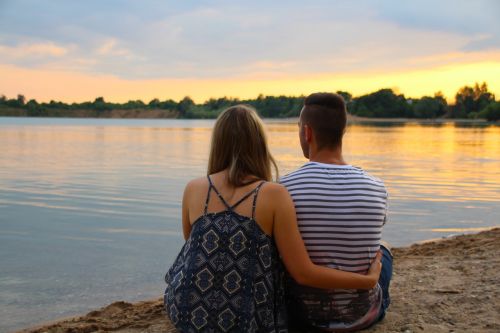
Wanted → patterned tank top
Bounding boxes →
[164,176,287,332]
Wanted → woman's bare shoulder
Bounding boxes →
[184,176,209,194]
[260,181,290,198]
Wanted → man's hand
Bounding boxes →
[367,251,383,287]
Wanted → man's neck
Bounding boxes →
[309,148,348,165]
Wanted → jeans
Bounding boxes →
[376,244,393,321]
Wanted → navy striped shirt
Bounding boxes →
[280,161,388,327]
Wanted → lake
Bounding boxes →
[1,117,499,331]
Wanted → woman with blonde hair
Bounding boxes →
[164,105,381,332]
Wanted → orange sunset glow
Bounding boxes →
[1,58,500,103]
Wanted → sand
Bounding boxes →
[19,228,500,333]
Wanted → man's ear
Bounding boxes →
[304,124,313,142]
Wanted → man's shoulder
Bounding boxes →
[280,162,387,191]
[280,162,376,180]
[279,162,321,185]
[279,163,307,182]
[355,167,386,185]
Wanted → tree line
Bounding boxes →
[1,82,498,121]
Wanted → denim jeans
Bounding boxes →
[376,244,393,321]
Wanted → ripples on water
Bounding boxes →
[0,117,499,331]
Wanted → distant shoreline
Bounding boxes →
[3,82,498,121]
[0,108,178,119]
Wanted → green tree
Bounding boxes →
[17,94,26,106]
[412,95,447,118]
[148,98,161,108]
[123,100,145,109]
[178,96,195,117]
[26,99,48,116]
[350,89,411,118]
[159,99,178,110]
[203,97,239,111]
[245,95,304,118]
[92,97,112,111]
[453,82,495,118]
[5,97,23,108]
[477,101,500,121]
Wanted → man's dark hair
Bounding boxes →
[301,92,347,149]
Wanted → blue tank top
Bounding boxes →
[164,176,287,332]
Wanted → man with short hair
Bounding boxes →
[280,92,393,331]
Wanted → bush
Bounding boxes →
[477,102,500,121]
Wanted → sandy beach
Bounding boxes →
[19,228,500,333]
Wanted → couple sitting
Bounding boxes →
[164,93,393,332]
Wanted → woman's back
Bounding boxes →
[164,175,287,332]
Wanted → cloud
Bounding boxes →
[0,0,498,81]
[0,41,69,59]
[96,39,132,57]
[373,0,500,51]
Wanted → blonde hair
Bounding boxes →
[208,105,279,186]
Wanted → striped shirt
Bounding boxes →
[280,161,388,329]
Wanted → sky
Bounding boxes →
[0,0,499,103]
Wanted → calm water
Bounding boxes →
[1,117,499,331]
